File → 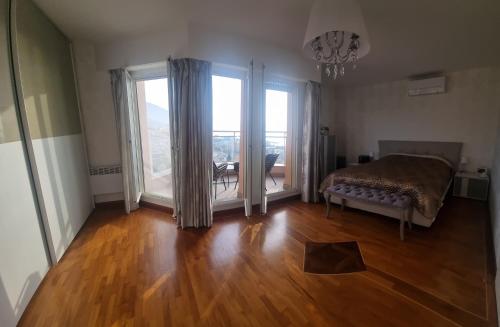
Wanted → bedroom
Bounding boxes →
[1,0,500,326]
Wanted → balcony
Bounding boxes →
[212,130,286,199]
[213,131,241,163]
[213,130,287,165]
[142,130,288,201]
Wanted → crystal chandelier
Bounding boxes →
[303,0,370,79]
[311,31,360,79]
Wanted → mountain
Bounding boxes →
[146,102,169,129]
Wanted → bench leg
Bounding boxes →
[400,210,405,241]
[325,194,331,218]
[407,207,413,230]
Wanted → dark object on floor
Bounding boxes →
[336,155,346,169]
[304,241,366,274]
[213,161,228,199]
[358,155,371,164]
[265,153,279,185]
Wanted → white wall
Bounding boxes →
[72,41,121,167]
[73,41,124,201]
[185,25,319,82]
[331,67,500,171]
[94,24,319,82]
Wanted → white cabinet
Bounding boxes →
[453,172,489,201]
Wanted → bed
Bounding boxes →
[319,140,463,227]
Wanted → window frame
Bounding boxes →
[211,63,249,208]
[131,64,174,206]
[264,76,303,198]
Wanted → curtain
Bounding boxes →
[168,58,213,228]
[110,69,143,214]
[302,81,321,203]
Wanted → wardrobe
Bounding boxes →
[0,1,93,326]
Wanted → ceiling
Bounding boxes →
[33,0,500,85]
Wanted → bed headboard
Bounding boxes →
[378,140,463,170]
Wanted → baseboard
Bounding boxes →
[139,193,301,218]
[268,193,301,205]
[140,200,174,214]
[94,192,124,203]
[94,200,125,209]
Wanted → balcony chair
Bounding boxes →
[265,153,279,186]
[213,161,228,199]
[233,162,240,190]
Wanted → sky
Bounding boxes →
[143,76,288,132]
[144,78,168,110]
[212,75,241,131]
[265,89,288,132]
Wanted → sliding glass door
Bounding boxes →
[211,67,248,207]
[262,79,301,202]
[132,65,250,210]
[131,65,302,214]
[136,77,173,203]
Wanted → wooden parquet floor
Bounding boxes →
[18,197,497,326]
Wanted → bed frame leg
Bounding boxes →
[340,198,345,211]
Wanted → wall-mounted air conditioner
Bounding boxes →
[408,76,446,96]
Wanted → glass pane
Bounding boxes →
[265,89,288,194]
[137,78,172,199]
[212,75,243,201]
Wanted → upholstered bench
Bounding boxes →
[325,184,413,240]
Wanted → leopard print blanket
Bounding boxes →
[319,155,453,218]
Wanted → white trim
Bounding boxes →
[141,191,300,213]
[130,65,168,81]
[268,190,301,202]
[244,60,254,216]
[129,62,168,80]
[260,64,267,214]
[94,192,124,203]
[142,192,247,212]
[212,63,248,80]
[214,199,245,212]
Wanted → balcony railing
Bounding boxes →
[213,131,240,163]
[265,131,286,165]
[213,130,286,165]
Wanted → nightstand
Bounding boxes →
[453,171,489,201]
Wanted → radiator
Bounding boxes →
[89,165,123,195]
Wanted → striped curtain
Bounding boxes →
[110,69,143,214]
[168,58,213,228]
[302,81,321,203]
